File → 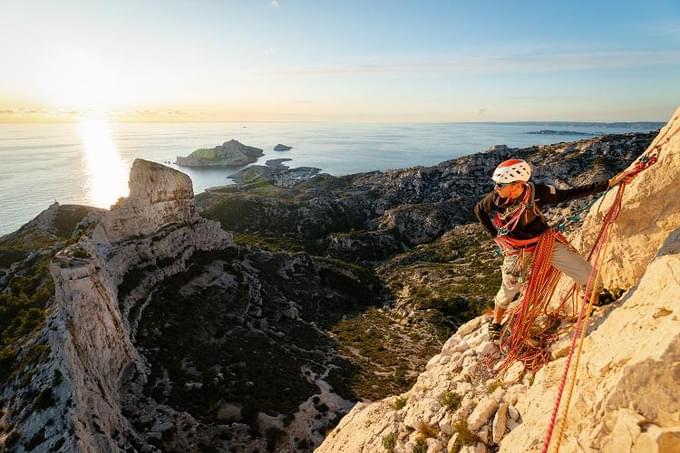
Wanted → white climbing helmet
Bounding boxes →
[492,159,532,184]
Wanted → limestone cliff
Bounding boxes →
[0,160,232,452]
[0,159,388,453]
[316,108,680,453]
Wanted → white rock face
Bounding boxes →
[94,159,198,243]
[467,397,499,431]
[45,160,232,452]
[315,108,680,453]
[492,403,508,444]
[500,230,680,453]
[502,361,525,384]
[568,106,680,291]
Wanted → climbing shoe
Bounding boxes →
[488,322,502,341]
[598,288,624,306]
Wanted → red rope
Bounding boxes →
[495,230,567,373]
[540,143,665,452]
[496,142,665,374]
[540,180,625,452]
[491,122,674,448]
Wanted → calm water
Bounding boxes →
[0,121,661,236]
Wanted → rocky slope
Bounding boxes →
[316,108,680,452]
[196,130,656,409]
[197,132,654,252]
[0,127,663,453]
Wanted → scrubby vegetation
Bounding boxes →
[327,308,437,398]
[379,225,502,327]
[233,233,306,253]
[450,420,480,452]
[392,396,408,410]
[0,255,54,385]
[201,190,367,248]
[382,432,396,452]
[134,247,385,443]
[438,390,461,412]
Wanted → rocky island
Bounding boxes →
[274,144,293,151]
[175,139,264,167]
[0,108,678,453]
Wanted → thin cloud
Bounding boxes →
[271,0,280,8]
[266,49,680,77]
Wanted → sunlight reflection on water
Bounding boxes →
[79,119,129,208]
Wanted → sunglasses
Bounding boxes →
[494,182,513,189]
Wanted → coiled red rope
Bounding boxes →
[540,125,673,452]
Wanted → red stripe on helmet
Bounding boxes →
[498,159,524,167]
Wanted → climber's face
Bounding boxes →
[495,181,525,200]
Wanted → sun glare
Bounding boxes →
[79,119,129,208]
[39,48,124,110]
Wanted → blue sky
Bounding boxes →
[1,0,679,121]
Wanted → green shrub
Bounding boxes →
[382,432,396,452]
[72,248,89,259]
[264,426,284,452]
[5,430,21,447]
[438,391,461,411]
[33,387,55,411]
[450,420,479,452]
[392,396,408,410]
[486,380,501,393]
[412,440,427,453]
[25,427,46,450]
[393,365,407,388]
[2,307,45,343]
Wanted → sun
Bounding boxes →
[38,48,124,111]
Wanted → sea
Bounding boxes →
[0,120,663,236]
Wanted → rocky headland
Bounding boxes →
[175,139,264,167]
[227,159,323,189]
[526,130,595,136]
[0,112,676,453]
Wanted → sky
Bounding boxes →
[1,0,679,122]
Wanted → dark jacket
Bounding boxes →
[474,181,609,240]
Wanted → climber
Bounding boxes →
[474,158,634,341]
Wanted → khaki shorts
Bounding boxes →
[494,242,592,310]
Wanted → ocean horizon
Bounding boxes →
[0,120,662,236]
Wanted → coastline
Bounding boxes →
[0,122,663,236]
